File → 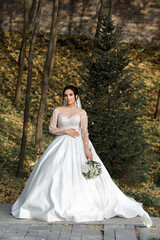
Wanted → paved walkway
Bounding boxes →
[0,204,160,240]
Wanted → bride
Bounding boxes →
[11,85,152,227]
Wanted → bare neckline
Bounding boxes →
[56,109,81,119]
[59,113,81,119]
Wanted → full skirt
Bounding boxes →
[11,135,152,227]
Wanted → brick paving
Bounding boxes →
[0,204,160,240]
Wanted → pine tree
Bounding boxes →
[83,9,150,183]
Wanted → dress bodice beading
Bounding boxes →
[57,114,81,131]
[49,108,89,151]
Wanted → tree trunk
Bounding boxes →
[28,0,37,27]
[35,0,62,153]
[14,0,37,106]
[16,0,43,177]
[49,0,62,81]
[154,89,160,121]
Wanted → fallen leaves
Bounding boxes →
[0,31,160,218]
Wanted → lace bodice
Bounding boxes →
[49,108,89,152]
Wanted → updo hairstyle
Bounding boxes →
[63,85,78,100]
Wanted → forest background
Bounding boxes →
[0,0,160,218]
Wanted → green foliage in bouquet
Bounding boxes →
[81,160,102,179]
[82,9,151,183]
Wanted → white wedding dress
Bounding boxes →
[11,108,152,227]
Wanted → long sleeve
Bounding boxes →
[49,108,65,136]
[80,110,89,153]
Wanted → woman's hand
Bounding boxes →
[85,150,93,161]
[65,128,80,138]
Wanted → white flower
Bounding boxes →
[81,165,89,174]
[81,160,102,179]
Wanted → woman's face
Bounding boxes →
[64,89,77,106]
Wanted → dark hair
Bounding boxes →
[63,85,78,98]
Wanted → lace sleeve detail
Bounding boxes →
[80,110,89,152]
[49,108,64,136]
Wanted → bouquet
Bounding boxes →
[81,159,102,179]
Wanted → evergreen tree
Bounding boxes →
[83,9,150,183]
